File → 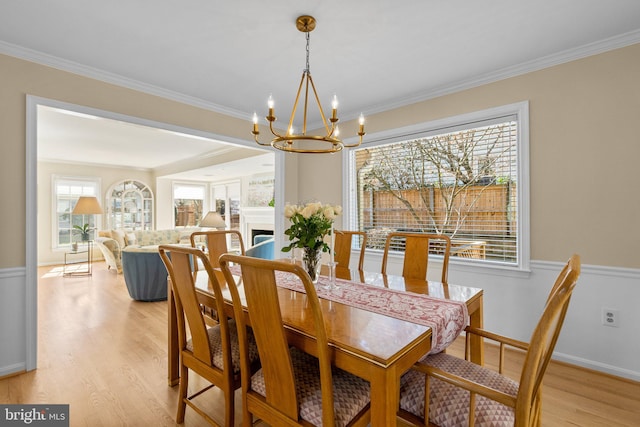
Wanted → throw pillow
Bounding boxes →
[98,230,112,239]
[125,232,137,246]
[179,231,192,245]
[111,229,127,248]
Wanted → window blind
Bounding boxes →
[352,118,518,263]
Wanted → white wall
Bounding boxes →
[154,178,174,230]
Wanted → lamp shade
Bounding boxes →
[72,196,103,215]
[200,211,226,228]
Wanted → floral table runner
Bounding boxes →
[230,265,469,354]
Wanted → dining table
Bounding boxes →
[167,261,484,427]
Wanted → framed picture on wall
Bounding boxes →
[246,174,275,207]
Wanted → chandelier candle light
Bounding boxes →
[252,15,365,153]
[282,202,341,283]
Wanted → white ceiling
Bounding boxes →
[3,1,640,178]
[36,105,273,181]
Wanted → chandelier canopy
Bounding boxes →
[252,15,365,154]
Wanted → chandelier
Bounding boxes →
[252,15,365,154]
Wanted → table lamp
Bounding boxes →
[200,211,226,229]
[72,196,104,215]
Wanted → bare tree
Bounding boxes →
[358,124,514,237]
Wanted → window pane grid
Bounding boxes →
[54,177,100,247]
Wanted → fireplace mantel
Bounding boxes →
[242,207,275,245]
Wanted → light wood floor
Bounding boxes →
[1,262,639,426]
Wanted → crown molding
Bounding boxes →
[0,40,249,121]
[3,29,640,122]
[361,29,640,117]
[37,157,153,172]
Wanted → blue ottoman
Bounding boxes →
[122,246,168,301]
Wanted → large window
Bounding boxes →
[53,176,101,248]
[348,102,529,269]
[173,183,206,227]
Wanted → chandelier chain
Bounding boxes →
[305,31,310,73]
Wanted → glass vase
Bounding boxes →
[302,246,322,284]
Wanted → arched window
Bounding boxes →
[106,179,154,230]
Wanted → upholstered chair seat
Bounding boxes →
[251,347,370,426]
[400,352,518,427]
[185,319,259,374]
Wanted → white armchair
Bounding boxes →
[95,230,126,272]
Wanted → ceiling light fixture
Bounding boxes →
[252,15,365,154]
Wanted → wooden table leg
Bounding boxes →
[468,293,484,365]
[367,333,430,427]
[369,367,401,427]
[167,280,179,386]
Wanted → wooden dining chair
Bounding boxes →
[334,230,367,270]
[190,229,245,269]
[191,230,246,323]
[397,254,581,427]
[381,232,451,282]
[219,254,371,427]
[451,240,487,259]
[159,245,259,427]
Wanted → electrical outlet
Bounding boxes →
[602,308,619,327]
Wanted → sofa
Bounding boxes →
[95,228,199,273]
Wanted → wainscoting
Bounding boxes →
[1,256,639,381]
[1,262,638,426]
[364,253,640,382]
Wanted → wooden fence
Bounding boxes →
[361,184,516,236]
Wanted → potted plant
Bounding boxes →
[73,223,93,242]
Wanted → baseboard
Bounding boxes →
[460,331,640,383]
[38,257,105,268]
[0,362,26,379]
[552,351,640,383]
